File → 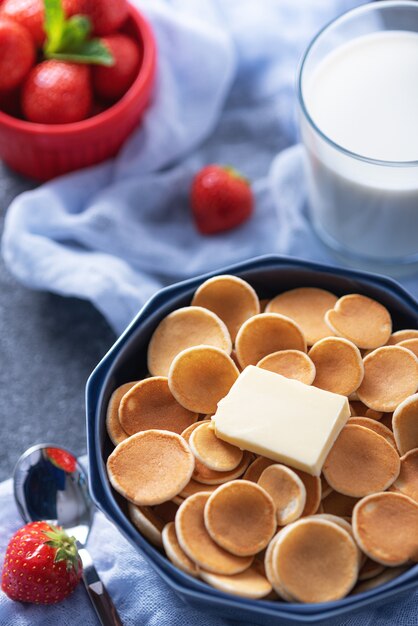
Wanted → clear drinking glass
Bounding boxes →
[298,1,418,269]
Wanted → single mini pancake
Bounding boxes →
[189,421,243,472]
[325,294,392,350]
[243,457,275,483]
[257,350,316,385]
[358,558,386,582]
[107,430,195,506]
[168,346,239,414]
[272,518,358,603]
[147,306,232,376]
[347,417,396,448]
[119,377,197,436]
[200,565,272,599]
[266,287,338,345]
[175,493,253,575]
[106,381,137,445]
[393,393,418,455]
[387,329,418,345]
[162,522,199,577]
[264,531,295,601]
[290,468,322,516]
[309,337,364,396]
[323,425,400,497]
[128,503,165,548]
[353,492,418,566]
[258,464,306,525]
[235,313,307,368]
[204,481,276,556]
[390,448,418,503]
[399,338,418,359]
[191,275,260,342]
[357,346,418,412]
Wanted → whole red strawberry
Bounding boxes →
[0,17,34,92]
[46,448,77,473]
[22,60,92,124]
[63,0,128,36]
[0,0,44,47]
[191,165,254,235]
[93,34,141,102]
[2,522,82,604]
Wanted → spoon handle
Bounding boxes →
[79,548,123,626]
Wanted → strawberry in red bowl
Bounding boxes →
[0,0,156,180]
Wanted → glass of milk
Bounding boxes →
[298,1,418,269]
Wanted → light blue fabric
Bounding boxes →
[2,1,418,624]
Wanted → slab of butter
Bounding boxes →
[213,365,350,476]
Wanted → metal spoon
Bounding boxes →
[13,443,123,626]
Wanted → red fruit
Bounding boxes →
[22,61,92,124]
[46,448,77,473]
[0,0,44,47]
[63,0,128,36]
[0,18,34,92]
[2,522,82,605]
[191,165,254,235]
[92,34,141,102]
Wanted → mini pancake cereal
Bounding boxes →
[272,518,359,603]
[257,350,316,385]
[106,381,137,445]
[107,430,195,506]
[235,313,306,368]
[390,448,418,503]
[119,377,197,436]
[147,306,232,376]
[309,337,364,396]
[258,464,306,525]
[266,287,338,345]
[204,481,276,556]
[175,493,253,574]
[162,522,199,577]
[200,566,272,599]
[323,425,400,497]
[347,417,396,448]
[325,294,392,350]
[104,275,418,604]
[168,346,239,414]
[357,346,418,412]
[189,421,243,472]
[353,492,418,566]
[191,275,260,342]
[393,393,418,455]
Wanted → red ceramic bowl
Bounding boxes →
[0,4,156,181]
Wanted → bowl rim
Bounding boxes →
[0,2,156,135]
[86,254,418,620]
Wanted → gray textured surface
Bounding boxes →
[0,163,116,481]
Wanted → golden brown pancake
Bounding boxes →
[191,275,260,342]
[204,480,276,556]
[347,416,396,448]
[264,531,295,601]
[235,313,307,368]
[266,287,337,345]
[387,329,418,345]
[323,425,400,497]
[309,337,364,396]
[107,430,195,506]
[119,377,197,436]
[325,294,392,350]
[357,346,418,412]
[353,567,408,594]
[168,346,239,414]
[399,338,418,359]
[189,421,243,472]
[175,493,253,574]
[257,350,316,385]
[353,492,418,566]
[200,565,272,599]
[243,457,275,482]
[390,448,418,503]
[290,467,322,516]
[258,464,306,525]
[179,479,218,498]
[272,518,358,603]
[393,393,418,455]
[162,522,199,577]
[147,306,231,376]
[358,558,385,582]
[106,382,137,445]
[128,502,164,548]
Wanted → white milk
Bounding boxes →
[301,31,418,262]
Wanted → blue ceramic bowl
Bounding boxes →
[86,255,418,624]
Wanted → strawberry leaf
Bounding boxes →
[47,40,114,66]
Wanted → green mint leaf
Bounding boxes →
[44,0,65,53]
[46,39,115,66]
